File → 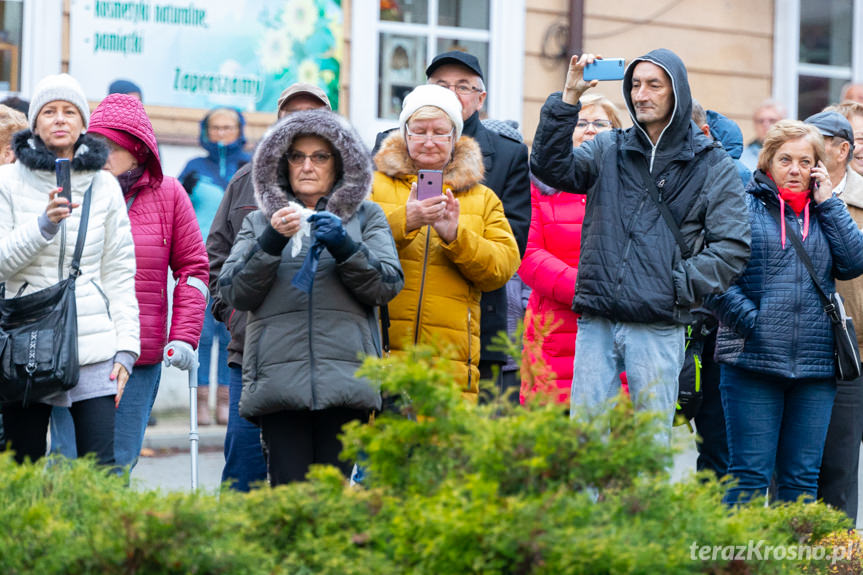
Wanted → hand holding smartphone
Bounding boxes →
[417,169,444,201]
[55,158,72,213]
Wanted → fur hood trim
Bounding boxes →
[253,109,372,221]
[13,130,108,173]
[373,131,485,192]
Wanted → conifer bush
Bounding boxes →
[0,337,858,574]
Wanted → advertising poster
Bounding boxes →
[69,0,342,111]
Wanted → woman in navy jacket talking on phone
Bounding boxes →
[706,120,863,506]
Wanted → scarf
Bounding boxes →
[117,165,147,196]
[768,172,811,249]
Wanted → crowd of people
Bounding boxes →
[1,48,863,519]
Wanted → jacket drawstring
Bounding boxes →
[778,196,810,249]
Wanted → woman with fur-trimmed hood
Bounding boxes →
[218,109,404,486]
[371,85,520,394]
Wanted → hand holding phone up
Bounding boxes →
[406,170,447,232]
[46,159,78,223]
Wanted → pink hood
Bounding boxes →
[89,95,208,365]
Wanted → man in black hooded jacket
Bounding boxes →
[530,49,750,441]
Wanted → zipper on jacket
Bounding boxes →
[307,237,318,408]
[308,293,317,409]
[466,307,472,391]
[91,279,112,320]
[614,196,648,299]
[413,228,432,344]
[58,221,67,282]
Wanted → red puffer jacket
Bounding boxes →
[89,95,209,365]
[518,179,584,404]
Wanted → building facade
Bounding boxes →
[5,1,862,150]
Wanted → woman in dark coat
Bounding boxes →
[218,110,404,486]
[707,120,863,505]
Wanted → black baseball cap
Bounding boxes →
[425,50,484,82]
[804,110,855,151]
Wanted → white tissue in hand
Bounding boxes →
[289,204,316,257]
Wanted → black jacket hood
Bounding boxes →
[622,48,694,155]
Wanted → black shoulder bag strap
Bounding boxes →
[68,182,94,280]
[764,201,836,318]
[634,158,693,260]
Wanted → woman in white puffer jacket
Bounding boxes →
[0,74,139,466]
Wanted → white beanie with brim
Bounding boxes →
[28,73,91,131]
[398,84,464,141]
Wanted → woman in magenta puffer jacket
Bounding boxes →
[519,94,622,405]
[51,93,209,473]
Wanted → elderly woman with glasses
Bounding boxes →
[218,110,404,486]
[371,85,520,396]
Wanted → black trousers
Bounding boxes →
[693,331,729,479]
[817,374,863,522]
[1,396,115,466]
[260,407,369,487]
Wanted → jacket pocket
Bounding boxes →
[90,280,112,320]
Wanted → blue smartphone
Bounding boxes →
[417,169,444,201]
[55,158,72,212]
[583,58,626,82]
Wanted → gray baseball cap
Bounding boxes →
[804,110,855,151]
[277,83,331,113]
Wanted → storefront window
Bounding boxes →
[0,0,23,93]
[377,0,490,119]
[797,0,855,118]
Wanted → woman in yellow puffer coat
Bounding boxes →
[371,85,520,394]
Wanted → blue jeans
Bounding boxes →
[114,363,162,471]
[221,365,268,491]
[49,405,78,458]
[571,314,685,445]
[50,364,162,470]
[199,307,230,387]
[720,364,837,505]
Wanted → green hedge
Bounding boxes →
[0,346,857,574]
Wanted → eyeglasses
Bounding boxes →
[432,81,483,96]
[406,127,454,143]
[575,119,612,130]
[287,151,334,166]
[208,124,240,133]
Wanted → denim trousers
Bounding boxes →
[199,307,230,387]
[570,314,685,445]
[817,373,863,521]
[221,365,268,491]
[720,364,837,505]
[114,363,162,471]
[50,363,162,471]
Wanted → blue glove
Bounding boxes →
[308,211,346,248]
[308,211,358,262]
[292,242,325,294]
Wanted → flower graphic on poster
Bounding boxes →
[256,0,341,111]
[297,60,320,85]
[283,0,317,42]
[260,28,295,73]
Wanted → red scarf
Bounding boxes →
[768,172,810,249]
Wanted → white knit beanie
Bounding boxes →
[398,84,464,140]
[28,73,91,131]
